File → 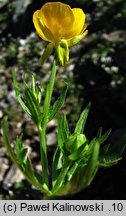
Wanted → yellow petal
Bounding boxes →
[39,2,74,41]
[33,10,47,41]
[33,2,88,46]
[33,10,54,42]
[72,8,86,36]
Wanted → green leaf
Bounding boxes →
[15,136,23,155]
[48,84,68,122]
[100,143,110,155]
[67,162,78,181]
[78,156,89,168]
[68,143,88,161]
[39,43,54,65]
[99,132,126,167]
[97,127,102,138]
[1,117,17,163]
[99,155,122,167]
[98,129,112,145]
[58,114,69,151]
[41,84,50,126]
[23,158,43,188]
[18,148,28,165]
[52,147,63,186]
[24,158,36,180]
[74,102,91,134]
[52,162,71,193]
[108,133,126,156]
[83,140,100,186]
[31,76,42,104]
[12,71,31,116]
[24,86,42,124]
[1,118,46,192]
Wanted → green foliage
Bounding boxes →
[24,84,42,124]
[48,83,68,122]
[74,102,91,134]
[1,117,50,194]
[58,113,69,151]
[13,71,31,117]
[51,103,126,195]
[2,86,126,197]
[99,133,126,167]
[1,0,126,199]
[15,136,28,165]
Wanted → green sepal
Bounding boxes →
[67,30,88,47]
[48,83,68,122]
[39,42,54,65]
[56,40,69,66]
[74,102,91,134]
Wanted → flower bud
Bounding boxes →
[66,132,88,153]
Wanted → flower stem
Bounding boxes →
[39,58,57,189]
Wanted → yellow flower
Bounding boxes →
[33,2,88,65]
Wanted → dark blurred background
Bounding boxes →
[0,0,126,199]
